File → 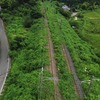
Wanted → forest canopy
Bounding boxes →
[0,0,40,8]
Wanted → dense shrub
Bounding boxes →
[10,35,26,50]
[59,8,71,18]
[23,16,33,28]
[30,10,42,19]
[77,12,84,18]
[0,1,54,99]
[81,2,90,10]
[69,20,79,28]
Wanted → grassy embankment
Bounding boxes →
[81,9,100,58]
[70,9,100,58]
[0,1,54,100]
[44,1,78,100]
[44,1,100,100]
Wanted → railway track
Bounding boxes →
[62,45,84,100]
[42,1,84,100]
[45,15,62,100]
[42,2,62,100]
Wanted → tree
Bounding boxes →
[0,0,16,7]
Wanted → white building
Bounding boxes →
[62,5,70,11]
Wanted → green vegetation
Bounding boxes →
[44,1,100,99]
[69,9,100,58]
[0,0,100,100]
[0,1,54,100]
[59,8,71,18]
[44,1,78,100]
[58,0,100,10]
[69,9,100,99]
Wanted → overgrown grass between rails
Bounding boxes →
[44,1,100,100]
[0,3,54,100]
[44,1,78,100]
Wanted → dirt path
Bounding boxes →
[47,22,61,100]
[62,45,84,100]
[42,3,62,100]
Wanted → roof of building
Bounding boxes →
[62,5,70,11]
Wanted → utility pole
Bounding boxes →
[86,76,94,97]
[38,67,58,100]
[40,67,43,100]
[38,67,44,100]
[81,76,100,99]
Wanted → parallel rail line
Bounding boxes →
[62,45,84,100]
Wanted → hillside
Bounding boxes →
[0,0,100,100]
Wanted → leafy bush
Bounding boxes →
[45,1,100,99]
[77,12,84,18]
[23,15,33,28]
[0,1,54,99]
[30,10,42,19]
[59,8,71,18]
[81,2,90,10]
[69,20,79,28]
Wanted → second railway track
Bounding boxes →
[62,45,84,100]
[42,2,62,100]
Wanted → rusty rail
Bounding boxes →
[63,45,84,100]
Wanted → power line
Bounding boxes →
[86,76,93,97]
[38,67,58,100]
[81,78,100,83]
[81,76,100,98]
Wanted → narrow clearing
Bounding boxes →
[42,3,62,100]
[62,45,84,100]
